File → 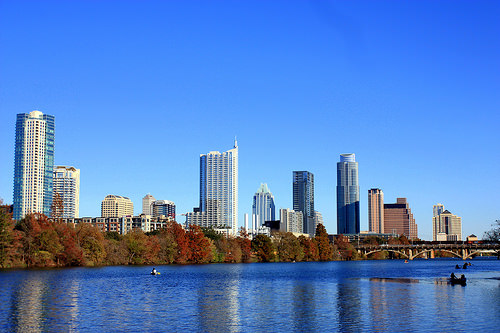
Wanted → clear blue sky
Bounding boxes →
[1,0,499,240]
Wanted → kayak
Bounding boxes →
[151,272,161,275]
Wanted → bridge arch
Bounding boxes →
[411,249,462,260]
[365,249,409,259]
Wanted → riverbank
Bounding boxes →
[1,212,446,269]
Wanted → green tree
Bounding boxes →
[77,223,106,265]
[124,229,148,264]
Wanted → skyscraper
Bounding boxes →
[433,205,462,241]
[313,210,324,234]
[384,198,418,239]
[337,153,359,234]
[101,195,134,217]
[252,183,275,228]
[279,208,303,234]
[53,166,80,218]
[151,200,176,219]
[433,203,445,218]
[142,194,156,215]
[186,140,238,235]
[293,171,315,236]
[368,188,384,233]
[13,110,55,220]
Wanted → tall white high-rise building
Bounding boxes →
[279,208,303,234]
[142,194,156,215]
[252,183,275,229]
[13,110,55,220]
[313,210,324,234]
[186,140,238,235]
[53,166,80,218]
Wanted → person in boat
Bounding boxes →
[151,267,157,275]
[460,274,465,280]
[463,263,468,269]
[455,264,460,269]
[451,273,457,279]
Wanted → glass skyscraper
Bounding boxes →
[13,111,55,220]
[186,140,238,235]
[337,153,359,234]
[293,171,315,236]
[252,183,275,227]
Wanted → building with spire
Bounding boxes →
[337,153,360,234]
[13,110,55,220]
[252,183,275,229]
[186,140,238,235]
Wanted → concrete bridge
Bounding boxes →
[355,243,500,260]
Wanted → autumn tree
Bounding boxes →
[187,225,213,264]
[0,202,14,267]
[168,221,189,263]
[251,234,275,262]
[236,236,252,262]
[77,223,106,265]
[50,192,64,222]
[298,235,319,261]
[315,223,333,261]
[123,229,149,264]
[273,232,303,262]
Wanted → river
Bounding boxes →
[1,258,499,332]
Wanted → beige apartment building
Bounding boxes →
[433,209,462,241]
[101,194,134,217]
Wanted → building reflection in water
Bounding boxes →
[291,281,317,331]
[9,271,81,332]
[197,266,241,333]
[368,278,418,331]
[10,274,46,332]
[336,279,362,331]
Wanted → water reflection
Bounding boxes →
[197,266,241,333]
[291,281,316,331]
[10,274,46,332]
[336,279,362,332]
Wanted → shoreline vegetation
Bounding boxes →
[0,206,471,269]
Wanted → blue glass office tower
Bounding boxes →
[293,171,315,235]
[252,183,275,227]
[337,153,359,234]
[13,111,55,220]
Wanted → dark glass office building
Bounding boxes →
[337,153,359,234]
[293,171,315,235]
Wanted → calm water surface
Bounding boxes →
[1,259,499,332]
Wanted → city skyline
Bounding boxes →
[1,1,499,240]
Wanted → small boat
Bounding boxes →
[151,272,160,275]
[450,275,466,286]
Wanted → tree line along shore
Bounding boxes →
[1,206,442,269]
